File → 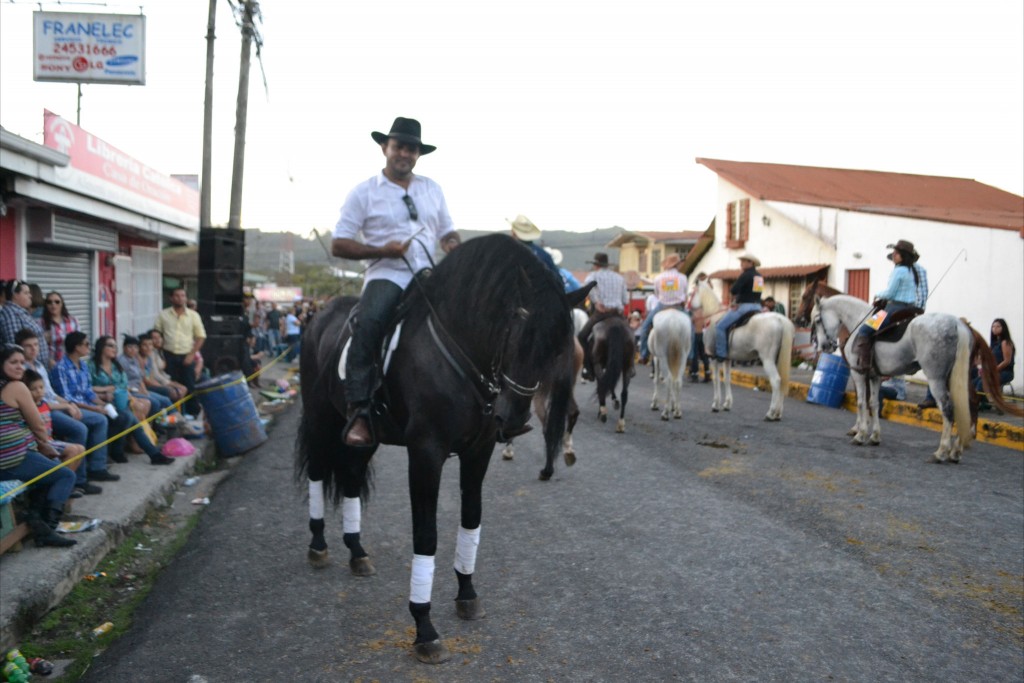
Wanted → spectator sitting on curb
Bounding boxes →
[0,343,77,547]
[16,328,106,496]
[22,367,85,489]
[119,334,175,418]
[89,335,174,466]
[49,331,122,483]
[141,330,188,403]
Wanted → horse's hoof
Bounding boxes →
[869,437,881,446]
[456,597,486,620]
[616,421,625,434]
[563,450,576,467]
[502,451,514,461]
[307,547,330,569]
[763,415,780,422]
[349,556,376,577]
[846,427,858,436]
[599,413,607,423]
[538,469,552,481]
[414,640,451,664]
[613,400,621,410]
[661,414,669,421]
[650,404,659,411]
[928,456,943,464]
[851,437,865,446]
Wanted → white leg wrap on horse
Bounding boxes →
[454,526,481,575]
[410,554,435,604]
[308,480,324,519]
[342,496,361,534]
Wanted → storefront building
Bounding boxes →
[0,112,199,338]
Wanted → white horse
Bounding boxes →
[697,281,794,421]
[648,308,692,420]
[810,294,984,462]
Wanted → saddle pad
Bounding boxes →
[337,322,404,381]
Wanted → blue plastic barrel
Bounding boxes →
[806,353,851,408]
[196,371,268,456]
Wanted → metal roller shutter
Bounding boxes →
[26,249,94,340]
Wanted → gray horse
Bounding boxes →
[810,294,1022,462]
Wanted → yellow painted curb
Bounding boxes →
[728,370,1024,452]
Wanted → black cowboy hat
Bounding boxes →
[371,117,436,154]
[587,252,610,267]
[886,239,919,263]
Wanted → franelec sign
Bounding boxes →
[33,11,146,85]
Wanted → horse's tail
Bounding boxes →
[965,320,1024,418]
[542,350,574,472]
[666,316,688,379]
[949,322,974,449]
[294,323,374,506]
[776,316,794,393]
[598,323,627,397]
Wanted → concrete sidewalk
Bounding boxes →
[0,357,300,651]
[728,363,1024,451]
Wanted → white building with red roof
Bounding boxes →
[693,158,1023,389]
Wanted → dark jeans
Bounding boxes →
[164,351,199,416]
[284,334,302,362]
[345,279,404,405]
[107,408,162,461]
[688,326,710,376]
[0,450,76,508]
[51,408,110,483]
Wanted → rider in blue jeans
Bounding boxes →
[714,254,764,360]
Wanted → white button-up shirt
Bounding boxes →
[334,172,454,290]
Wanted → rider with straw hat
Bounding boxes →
[713,253,763,361]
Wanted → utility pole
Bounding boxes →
[200,0,216,230]
[228,0,256,230]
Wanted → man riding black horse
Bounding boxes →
[331,117,461,446]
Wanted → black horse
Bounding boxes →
[589,315,635,432]
[295,234,591,663]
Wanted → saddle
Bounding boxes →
[339,269,436,448]
[870,306,924,343]
[731,310,759,330]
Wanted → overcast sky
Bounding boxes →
[1,0,1021,240]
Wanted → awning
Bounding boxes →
[708,264,829,281]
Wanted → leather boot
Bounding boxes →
[28,508,77,548]
[851,335,872,372]
[344,404,373,446]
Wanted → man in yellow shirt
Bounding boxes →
[154,287,206,418]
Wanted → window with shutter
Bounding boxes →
[725,199,749,248]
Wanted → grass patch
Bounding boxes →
[18,508,201,681]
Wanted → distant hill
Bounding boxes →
[242,227,624,274]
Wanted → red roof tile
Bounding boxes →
[696,158,1023,231]
[709,264,830,281]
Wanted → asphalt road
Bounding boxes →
[82,370,1024,682]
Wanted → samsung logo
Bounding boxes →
[105,55,138,67]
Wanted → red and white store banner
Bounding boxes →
[43,110,199,229]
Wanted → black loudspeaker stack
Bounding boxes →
[204,315,249,377]
[198,228,247,375]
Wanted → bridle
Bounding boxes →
[810,313,839,354]
[401,246,539,416]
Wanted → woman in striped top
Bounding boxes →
[1,344,77,547]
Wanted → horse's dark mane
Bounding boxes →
[408,234,571,373]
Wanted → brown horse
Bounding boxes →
[589,315,635,432]
[501,336,586,477]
